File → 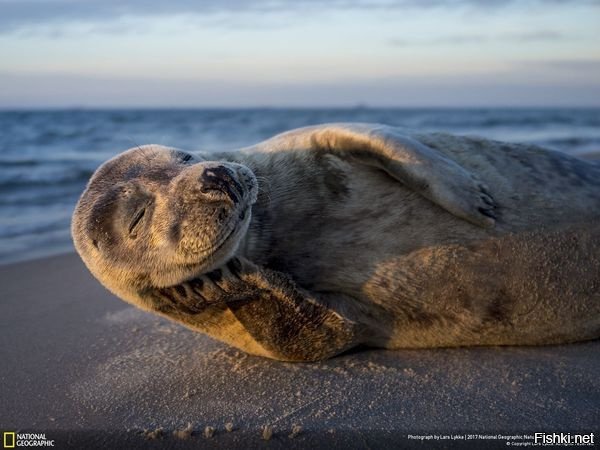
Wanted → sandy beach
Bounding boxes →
[0,253,598,449]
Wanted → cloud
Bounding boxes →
[0,0,596,34]
[509,30,565,42]
[518,59,600,71]
[389,30,567,46]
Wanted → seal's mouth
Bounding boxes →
[206,203,251,255]
[176,200,251,270]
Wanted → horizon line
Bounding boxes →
[1,105,600,111]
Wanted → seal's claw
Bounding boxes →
[481,195,495,207]
[436,174,498,228]
[478,207,496,220]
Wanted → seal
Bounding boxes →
[72,123,600,361]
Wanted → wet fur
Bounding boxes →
[72,124,600,361]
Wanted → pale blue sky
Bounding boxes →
[1,0,599,107]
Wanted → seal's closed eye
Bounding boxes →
[128,207,146,237]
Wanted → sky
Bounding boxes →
[0,0,599,107]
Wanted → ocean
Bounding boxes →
[1,108,599,265]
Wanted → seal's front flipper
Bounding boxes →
[263,123,497,228]
[144,258,361,361]
[225,258,360,361]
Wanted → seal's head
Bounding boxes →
[72,144,258,307]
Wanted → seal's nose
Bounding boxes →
[200,166,243,204]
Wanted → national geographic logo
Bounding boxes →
[3,433,15,449]
[3,432,54,447]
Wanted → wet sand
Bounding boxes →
[0,253,598,449]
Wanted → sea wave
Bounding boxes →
[0,167,94,189]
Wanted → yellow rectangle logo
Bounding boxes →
[3,432,15,448]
